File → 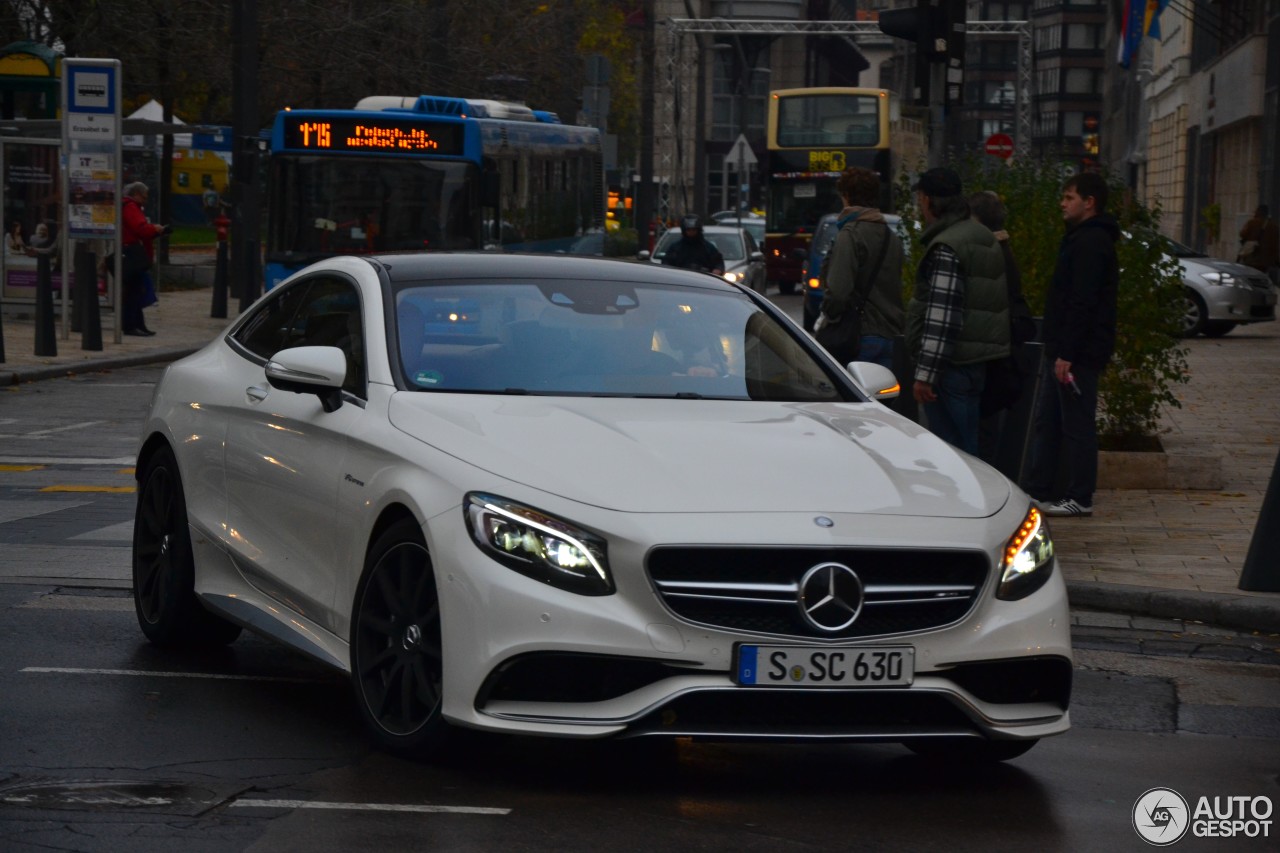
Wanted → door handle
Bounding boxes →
[246,385,269,403]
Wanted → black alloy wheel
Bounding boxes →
[132,445,242,646]
[351,518,447,755]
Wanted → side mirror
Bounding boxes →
[265,345,347,413]
[750,250,764,262]
[637,249,652,261]
[845,361,900,401]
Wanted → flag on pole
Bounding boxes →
[1144,0,1171,40]
[1118,0,1146,68]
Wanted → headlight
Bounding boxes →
[1200,272,1238,287]
[722,271,741,283]
[997,505,1055,600]
[464,493,613,595]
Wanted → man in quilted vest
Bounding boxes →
[905,168,1010,455]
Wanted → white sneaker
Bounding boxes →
[1040,498,1092,517]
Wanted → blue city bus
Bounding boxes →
[265,95,605,289]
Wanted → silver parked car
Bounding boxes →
[1171,239,1277,337]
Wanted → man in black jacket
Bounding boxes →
[1022,172,1119,518]
[661,215,724,275]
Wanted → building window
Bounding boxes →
[982,118,1015,137]
[1062,111,1085,136]
[1037,67,1061,93]
[1066,24,1103,50]
[1064,68,1101,95]
[1034,24,1061,51]
[711,54,769,143]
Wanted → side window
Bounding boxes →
[232,276,366,398]
[291,276,367,398]
[234,283,313,360]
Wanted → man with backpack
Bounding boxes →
[816,166,904,371]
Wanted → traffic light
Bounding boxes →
[877,0,966,106]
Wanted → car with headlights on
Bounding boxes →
[132,252,1070,762]
[639,223,767,294]
[1168,239,1276,337]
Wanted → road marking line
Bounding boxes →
[0,456,135,466]
[21,667,328,684]
[39,485,136,494]
[20,595,134,611]
[0,464,45,472]
[229,799,510,815]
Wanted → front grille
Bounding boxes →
[627,688,977,739]
[648,547,989,640]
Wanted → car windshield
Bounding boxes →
[393,278,846,401]
[1164,237,1208,259]
[654,229,747,262]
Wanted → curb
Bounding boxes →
[3,346,200,385]
[1066,580,1280,635]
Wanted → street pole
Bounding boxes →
[635,0,656,251]
[232,0,261,312]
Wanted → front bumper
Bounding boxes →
[426,506,1073,744]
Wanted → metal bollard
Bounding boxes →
[1239,449,1280,592]
[0,287,6,363]
[75,246,102,351]
[33,252,56,357]
[211,213,229,318]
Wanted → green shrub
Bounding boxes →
[894,155,1189,443]
[605,228,639,258]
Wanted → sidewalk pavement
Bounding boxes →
[3,275,1279,634]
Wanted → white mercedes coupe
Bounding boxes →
[132,253,1070,762]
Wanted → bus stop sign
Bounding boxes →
[984,133,1014,160]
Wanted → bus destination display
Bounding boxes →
[282,115,464,154]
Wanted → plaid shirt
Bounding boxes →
[913,244,965,386]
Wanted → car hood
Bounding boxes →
[388,395,1010,517]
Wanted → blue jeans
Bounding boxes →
[920,362,985,456]
[1023,362,1099,505]
[858,335,894,372]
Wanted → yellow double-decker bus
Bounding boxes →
[764,87,894,294]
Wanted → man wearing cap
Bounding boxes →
[905,167,1010,455]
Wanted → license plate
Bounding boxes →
[735,645,914,687]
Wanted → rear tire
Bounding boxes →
[904,737,1038,764]
[132,445,242,647]
[351,518,449,757]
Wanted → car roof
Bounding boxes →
[364,252,741,291]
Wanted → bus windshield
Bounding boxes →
[268,156,479,263]
[775,93,882,148]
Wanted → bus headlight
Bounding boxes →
[997,506,1055,600]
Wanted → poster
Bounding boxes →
[2,143,60,302]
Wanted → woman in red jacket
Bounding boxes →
[121,181,170,336]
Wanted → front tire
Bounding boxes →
[132,445,242,647]
[1178,288,1208,337]
[905,737,1038,763]
[351,518,448,756]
